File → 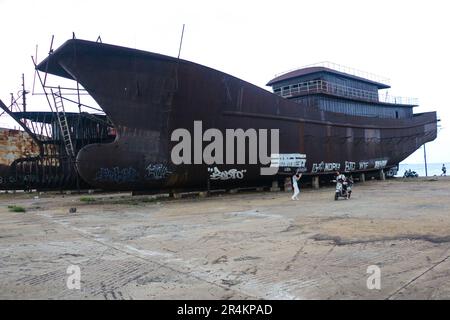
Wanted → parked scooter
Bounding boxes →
[403,169,419,178]
[333,174,353,200]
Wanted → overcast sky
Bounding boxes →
[0,0,448,164]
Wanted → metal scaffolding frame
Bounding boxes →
[0,35,115,191]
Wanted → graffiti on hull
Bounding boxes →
[0,175,39,186]
[95,167,139,183]
[359,161,369,170]
[208,167,246,180]
[374,160,388,169]
[311,158,390,174]
[311,162,341,173]
[145,163,172,180]
[271,153,307,173]
[387,166,398,177]
[345,161,356,172]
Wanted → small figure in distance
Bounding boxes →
[442,164,447,176]
[291,172,302,201]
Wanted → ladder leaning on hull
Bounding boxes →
[51,87,75,158]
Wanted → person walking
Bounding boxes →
[442,164,447,176]
[291,172,302,200]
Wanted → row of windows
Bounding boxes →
[272,73,380,94]
[293,97,412,119]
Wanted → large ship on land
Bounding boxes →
[2,38,438,191]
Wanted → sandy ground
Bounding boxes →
[1,177,450,300]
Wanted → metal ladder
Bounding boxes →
[51,87,75,157]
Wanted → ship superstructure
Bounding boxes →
[268,62,417,119]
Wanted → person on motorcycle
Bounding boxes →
[337,171,348,192]
[336,171,346,184]
[334,171,349,200]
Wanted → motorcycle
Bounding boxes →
[403,170,419,178]
[333,176,353,200]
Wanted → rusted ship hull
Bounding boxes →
[36,39,437,191]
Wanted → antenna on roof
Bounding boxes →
[72,32,76,39]
[96,35,102,43]
[177,24,185,59]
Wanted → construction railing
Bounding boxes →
[274,79,419,106]
[274,61,391,86]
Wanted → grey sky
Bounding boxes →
[0,0,448,163]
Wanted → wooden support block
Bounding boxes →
[270,181,280,192]
[312,176,320,189]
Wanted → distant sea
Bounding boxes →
[396,163,447,177]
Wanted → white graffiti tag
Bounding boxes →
[374,160,388,169]
[208,167,246,180]
[145,163,172,180]
[270,153,307,172]
[312,162,341,173]
[359,161,369,170]
[345,161,356,172]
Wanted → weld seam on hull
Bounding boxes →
[222,111,436,130]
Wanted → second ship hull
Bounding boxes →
[37,40,437,191]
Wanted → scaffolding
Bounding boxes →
[0,35,115,191]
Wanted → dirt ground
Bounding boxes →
[1,177,450,300]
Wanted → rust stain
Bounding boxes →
[0,128,40,166]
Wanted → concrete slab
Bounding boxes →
[1,177,449,299]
